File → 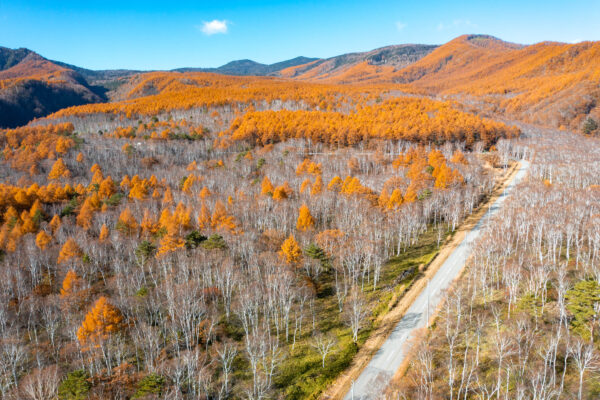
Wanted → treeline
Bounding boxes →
[227,98,519,148]
[46,72,386,120]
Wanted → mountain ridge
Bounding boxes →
[2,34,599,130]
[0,48,104,128]
[174,56,319,76]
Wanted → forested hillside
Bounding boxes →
[0,106,509,398]
[388,128,600,399]
[3,34,599,133]
[288,35,600,132]
[0,30,599,400]
[0,48,104,128]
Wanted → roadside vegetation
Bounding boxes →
[388,129,600,400]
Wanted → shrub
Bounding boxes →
[104,193,124,207]
[133,373,165,398]
[185,231,207,249]
[583,117,598,135]
[202,234,227,250]
[136,240,157,263]
[58,370,90,400]
[60,198,79,217]
[305,243,326,261]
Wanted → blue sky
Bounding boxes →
[1,0,599,70]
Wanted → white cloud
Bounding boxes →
[199,20,229,35]
[570,38,583,43]
[395,21,407,31]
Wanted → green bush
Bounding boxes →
[136,240,157,263]
[418,188,432,200]
[58,370,90,400]
[202,234,227,250]
[566,279,600,340]
[60,198,79,217]
[133,373,165,398]
[235,150,250,162]
[178,176,188,189]
[104,193,124,207]
[583,117,598,135]
[185,231,207,249]
[305,243,326,261]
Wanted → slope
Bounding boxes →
[278,44,437,83]
[0,48,104,128]
[357,35,600,130]
[174,56,318,76]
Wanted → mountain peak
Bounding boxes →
[455,34,523,50]
[0,46,34,71]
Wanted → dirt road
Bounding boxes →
[321,161,529,400]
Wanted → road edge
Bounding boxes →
[320,162,521,400]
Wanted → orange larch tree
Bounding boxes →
[35,230,51,250]
[197,203,212,231]
[140,209,159,236]
[57,238,82,264]
[199,186,212,199]
[261,176,274,196]
[77,296,124,346]
[60,269,83,298]
[211,200,237,233]
[98,177,115,199]
[117,207,138,235]
[162,187,174,206]
[157,217,185,257]
[311,175,323,195]
[272,186,288,201]
[48,158,70,180]
[280,234,303,265]
[49,214,61,233]
[99,224,110,242]
[387,189,404,209]
[297,204,315,231]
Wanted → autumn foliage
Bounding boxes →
[297,204,315,231]
[57,238,82,264]
[280,234,303,264]
[4,34,598,398]
[228,97,517,148]
[77,296,124,346]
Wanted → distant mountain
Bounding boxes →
[0,47,319,127]
[0,47,33,70]
[391,35,524,85]
[0,47,104,128]
[52,60,140,84]
[174,56,318,76]
[277,44,438,83]
[4,34,600,130]
[387,34,600,127]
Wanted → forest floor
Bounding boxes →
[264,226,447,400]
[320,161,521,400]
